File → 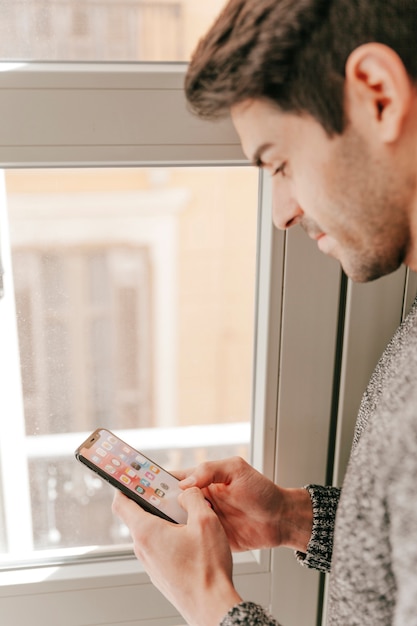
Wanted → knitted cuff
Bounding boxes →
[220,601,279,626]
[295,484,340,574]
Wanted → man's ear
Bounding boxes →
[345,43,413,143]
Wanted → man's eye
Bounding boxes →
[272,162,287,177]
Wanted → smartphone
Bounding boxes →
[75,428,187,524]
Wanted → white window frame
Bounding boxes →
[0,61,361,626]
[0,62,283,625]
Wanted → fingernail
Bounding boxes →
[179,476,196,488]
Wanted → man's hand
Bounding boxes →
[112,486,242,626]
[178,457,313,553]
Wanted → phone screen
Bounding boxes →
[75,428,187,524]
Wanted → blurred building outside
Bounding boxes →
[0,1,258,555]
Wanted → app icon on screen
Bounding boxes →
[149,495,161,506]
[135,485,145,495]
[135,455,150,468]
[141,478,151,488]
[121,475,131,485]
[155,489,165,498]
[150,465,160,474]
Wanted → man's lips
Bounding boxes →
[300,220,328,247]
[305,229,331,253]
[305,229,325,242]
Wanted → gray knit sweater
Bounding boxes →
[220,295,417,625]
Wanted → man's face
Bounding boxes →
[231,98,413,283]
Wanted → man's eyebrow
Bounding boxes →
[251,142,273,167]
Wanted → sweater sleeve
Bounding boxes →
[295,484,341,573]
[220,602,280,626]
[219,486,341,625]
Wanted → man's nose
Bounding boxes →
[271,180,303,230]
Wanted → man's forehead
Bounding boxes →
[231,100,287,163]
[231,99,330,164]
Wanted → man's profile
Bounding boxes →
[113,2,417,624]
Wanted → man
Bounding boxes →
[112,1,417,623]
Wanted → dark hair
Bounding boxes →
[185,0,417,135]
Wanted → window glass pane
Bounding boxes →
[1,166,258,560]
[0,1,225,62]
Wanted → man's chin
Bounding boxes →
[341,257,403,284]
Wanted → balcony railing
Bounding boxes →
[1,422,250,564]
